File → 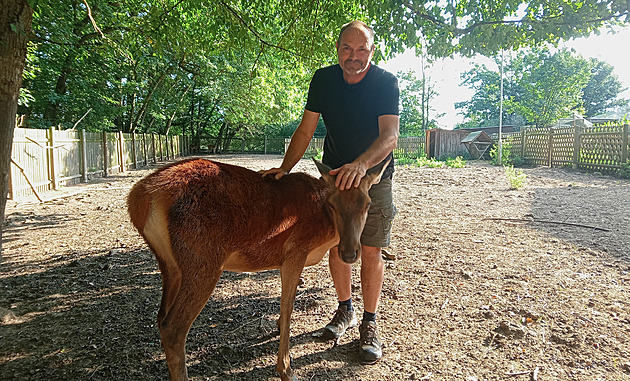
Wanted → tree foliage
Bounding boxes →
[398,70,440,136]
[367,0,630,58]
[18,0,630,136]
[455,47,628,128]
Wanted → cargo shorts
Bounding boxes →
[360,177,397,248]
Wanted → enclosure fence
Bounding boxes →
[283,136,426,158]
[498,124,629,174]
[10,130,427,200]
[10,127,189,200]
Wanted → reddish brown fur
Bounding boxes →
[127,158,387,381]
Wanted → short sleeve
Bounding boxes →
[378,74,399,116]
[305,70,322,113]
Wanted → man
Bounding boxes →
[263,20,399,364]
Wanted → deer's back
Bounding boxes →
[129,158,336,270]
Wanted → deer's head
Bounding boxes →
[315,159,390,264]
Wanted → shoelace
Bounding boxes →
[330,309,351,325]
[360,324,377,344]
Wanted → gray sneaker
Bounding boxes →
[322,305,358,340]
[359,321,382,364]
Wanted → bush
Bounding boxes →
[489,140,524,167]
[617,160,630,179]
[445,156,466,168]
[505,165,526,189]
[394,155,466,168]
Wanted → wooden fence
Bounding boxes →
[284,136,426,158]
[9,127,189,200]
[9,129,427,201]
[498,124,629,173]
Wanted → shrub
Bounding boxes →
[445,156,466,168]
[505,165,526,190]
[489,139,524,167]
[618,160,630,179]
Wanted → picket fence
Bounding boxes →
[9,129,428,201]
[9,128,189,200]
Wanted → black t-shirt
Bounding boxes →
[305,64,399,179]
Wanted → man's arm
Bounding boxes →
[330,114,399,189]
[262,109,321,179]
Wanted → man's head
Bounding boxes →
[336,20,375,84]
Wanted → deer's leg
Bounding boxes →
[276,258,306,381]
[156,257,182,327]
[159,268,223,381]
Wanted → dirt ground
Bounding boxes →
[1,154,629,381]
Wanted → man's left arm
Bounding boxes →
[330,114,399,189]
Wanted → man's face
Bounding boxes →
[336,27,374,82]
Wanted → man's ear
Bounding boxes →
[314,159,335,187]
[363,158,391,186]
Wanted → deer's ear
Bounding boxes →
[364,158,391,186]
[314,159,336,187]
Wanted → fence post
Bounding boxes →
[547,127,553,167]
[242,138,245,153]
[151,133,157,163]
[118,131,125,173]
[142,133,147,165]
[80,129,88,182]
[521,129,526,159]
[131,132,137,169]
[622,124,629,164]
[264,136,268,154]
[572,125,581,169]
[48,127,58,190]
[102,130,109,177]
[159,135,164,161]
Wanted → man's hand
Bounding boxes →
[329,161,367,189]
[260,167,289,180]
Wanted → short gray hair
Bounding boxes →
[337,20,375,48]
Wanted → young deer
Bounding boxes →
[127,158,389,381]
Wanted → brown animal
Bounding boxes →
[127,158,389,381]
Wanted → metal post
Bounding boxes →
[622,123,629,164]
[498,50,504,166]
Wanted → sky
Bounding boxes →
[381,27,630,129]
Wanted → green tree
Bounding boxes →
[367,0,630,58]
[582,58,629,117]
[398,70,439,136]
[1,0,32,259]
[456,48,625,128]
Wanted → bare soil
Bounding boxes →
[1,154,629,381]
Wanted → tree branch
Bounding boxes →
[402,1,629,37]
[483,217,610,232]
[216,0,308,59]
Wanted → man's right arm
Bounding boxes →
[262,109,320,179]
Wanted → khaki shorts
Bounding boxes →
[361,178,397,248]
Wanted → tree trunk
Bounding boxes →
[43,52,75,125]
[0,0,32,259]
